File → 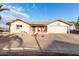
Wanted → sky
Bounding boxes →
[0,3,79,24]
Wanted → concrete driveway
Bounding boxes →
[37,34,79,55]
[0,33,79,55]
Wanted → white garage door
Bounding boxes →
[48,26,68,33]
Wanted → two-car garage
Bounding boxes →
[47,20,72,34]
[47,26,68,33]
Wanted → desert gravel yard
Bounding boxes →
[0,33,79,55]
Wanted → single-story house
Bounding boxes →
[9,19,72,34]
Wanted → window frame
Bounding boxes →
[16,25,22,29]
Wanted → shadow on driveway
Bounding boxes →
[42,40,79,56]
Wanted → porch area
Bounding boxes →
[31,26,47,34]
[30,22,48,34]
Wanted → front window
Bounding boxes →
[16,25,22,29]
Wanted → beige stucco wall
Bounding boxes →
[47,21,70,34]
[10,21,31,34]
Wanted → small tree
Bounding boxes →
[0,4,9,20]
[6,22,10,25]
[0,15,1,20]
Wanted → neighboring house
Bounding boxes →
[67,21,76,30]
[0,24,9,32]
[9,19,72,34]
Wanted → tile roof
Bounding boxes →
[47,19,72,26]
[29,22,49,26]
[9,19,72,26]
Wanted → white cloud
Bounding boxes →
[10,9,30,19]
[0,4,30,24]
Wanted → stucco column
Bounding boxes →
[67,26,70,34]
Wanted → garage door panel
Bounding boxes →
[48,26,67,33]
